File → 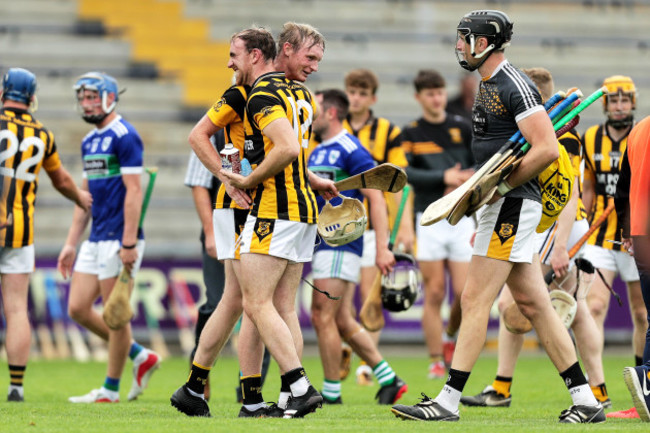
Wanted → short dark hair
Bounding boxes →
[413,69,446,92]
[316,89,349,122]
[231,27,276,61]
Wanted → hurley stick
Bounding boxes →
[103,167,158,330]
[360,185,411,331]
[318,163,407,195]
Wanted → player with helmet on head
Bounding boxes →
[391,10,604,423]
[0,67,92,402]
[58,72,161,403]
[308,88,407,406]
[582,75,646,419]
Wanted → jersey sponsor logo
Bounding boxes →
[449,127,462,143]
[472,105,488,136]
[244,139,254,152]
[83,155,121,179]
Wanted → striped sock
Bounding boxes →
[103,376,120,392]
[9,365,25,388]
[129,342,144,360]
[372,360,396,387]
[322,379,341,402]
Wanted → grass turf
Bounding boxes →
[0,350,647,432]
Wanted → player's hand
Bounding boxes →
[623,237,634,256]
[310,176,338,200]
[224,183,251,209]
[221,169,255,190]
[76,189,93,212]
[57,244,77,279]
[550,247,570,279]
[205,236,218,259]
[120,246,138,274]
[376,247,395,276]
[444,163,474,188]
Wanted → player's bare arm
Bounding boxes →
[47,166,93,212]
[221,117,299,189]
[191,185,217,259]
[57,179,93,279]
[363,188,395,275]
[188,115,224,178]
[307,170,338,200]
[120,172,142,272]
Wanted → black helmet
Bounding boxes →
[381,253,420,312]
[456,10,513,71]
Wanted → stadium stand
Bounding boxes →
[1,0,649,257]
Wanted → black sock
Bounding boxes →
[284,367,307,387]
[446,368,470,392]
[559,362,588,390]
[186,362,210,395]
[636,356,643,367]
[280,373,290,393]
[241,374,264,405]
[9,365,26,387]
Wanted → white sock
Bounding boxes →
[278,391,291,409]
[244,402,266,411]
[570,384,598,406]
[289,377,310,397]
[435,385,461,413]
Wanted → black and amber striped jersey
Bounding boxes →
[343,111,407,167]
[558,128,587,221]
[0,107,62,247]
[244,72,318,224]
[583,123,629,250]
[206,85,249,210]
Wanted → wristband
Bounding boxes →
[121,243,136,250]
[497,180,514,196]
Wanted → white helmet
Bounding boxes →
[317,195,367,247]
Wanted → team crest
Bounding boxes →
[254,218,274,241]
[449,128,462,143]
[212,97,226,113]
[328,150,340,165]
[101,136,112,151]
[498,222,514,243]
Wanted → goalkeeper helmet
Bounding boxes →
[73,72,120,124]
[2,68,37,107]
[456,10,513,71]
[381,253,420,312]
[317,195,366,247]
[602,75,635,129]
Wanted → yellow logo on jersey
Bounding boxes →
[449,128,462,143]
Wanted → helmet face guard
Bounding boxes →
[2,68,38,111]
[73,72,119,124]
[317,195,367,247]
[381,253,420,312]
[602,75,636,129]
[455,10,513,71]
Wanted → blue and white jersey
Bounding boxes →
[308,130,376,256]
[81,115,144,242]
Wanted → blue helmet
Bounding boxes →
[73,72,119,123]
[2,68,37,104]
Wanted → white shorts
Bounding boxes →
[473,197,542,263]
[360,229,376,268]
[0,245,35,274]
[312,250,361,283]
[583,244,640,282]
[536,218,589,265]
[416,212,474,262]
[74,240,145,280]
[213,208,248,261]
[239,215,317,263]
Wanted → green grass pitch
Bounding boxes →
[1,350,647,432]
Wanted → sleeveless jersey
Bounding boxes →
[401,114,473,214]
[308,130,376,256]
[244,72,318,223]
[583,122,629,250]
[81,115,144,242]
[0,107,62,247]
[206,85,249,210]
[472,60,545,203]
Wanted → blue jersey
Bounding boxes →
[308,130,376,256]
[81,115,144,242]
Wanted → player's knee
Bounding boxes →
[310,305,332,329]
[424,285,446,307]
[632,306,648,327]
[67,302,87,323]
[588,299,608,320]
